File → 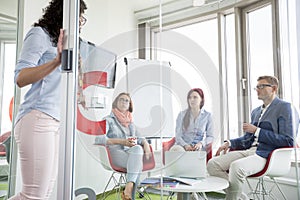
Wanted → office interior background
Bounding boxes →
[0,0,299,199]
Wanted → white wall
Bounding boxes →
[81,0,137,45]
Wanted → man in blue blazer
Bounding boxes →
[207,75,299,200]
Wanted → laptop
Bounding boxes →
[164,151,207,179]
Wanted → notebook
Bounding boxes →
[164,151,207,179]
[140,176,201,188]
[140,177,180,188]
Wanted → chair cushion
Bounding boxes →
[0,132,11,155]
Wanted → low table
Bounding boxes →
[161,176,229,200]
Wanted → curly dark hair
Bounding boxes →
[34,0,87,46]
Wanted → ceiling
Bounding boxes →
[0,0,177,40]
[0,0,230,40]
[131,0,177,11]
[0,13,17,40]
[131,0,221,11]
[133,0,242,27]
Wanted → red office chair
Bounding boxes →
[98,144,155,199]
[162,137,212,164]
[246,147,294,200]
[0,132,10,156]
[0,131,11,163]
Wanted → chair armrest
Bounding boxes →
[205,143,212,162]
[162,137,176,164]
[143,145,155,171]
[162,137,176,152]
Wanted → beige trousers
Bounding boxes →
[207,147,266,200]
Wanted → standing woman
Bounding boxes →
[95,93,152,200]
[171,88,214,151]
[10,0,87,199]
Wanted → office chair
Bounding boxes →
[0,131,11,163]
[246,147,293,200]
[162,137,212,164]
[98,144,155,200]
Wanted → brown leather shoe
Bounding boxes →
[121,191,132,200]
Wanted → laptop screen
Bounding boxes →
[164,151,207,178]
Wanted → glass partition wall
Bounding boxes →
[65,1,169,199]
[9,0,169,199]
[76,0,173,198]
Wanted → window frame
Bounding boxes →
[146,0,293,145]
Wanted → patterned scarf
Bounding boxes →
[112,108,133,128]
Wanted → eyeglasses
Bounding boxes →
[80,15,87,26]
[118,98,130,103]
[254,84,273,90]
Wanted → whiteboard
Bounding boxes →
[113,58,175,137]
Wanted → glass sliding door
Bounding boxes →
[72,1,165,199]
[57,0,81,199]
[10,0,84,199]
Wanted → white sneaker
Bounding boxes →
[191,192,200,200]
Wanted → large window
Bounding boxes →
[278,0,300,146]
[245,4,274,110]
[173,20,219,70]
[160,19,218,113]
[154,19,222,147]
[151,0,298,145]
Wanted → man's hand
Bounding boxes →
[243,123,257,134]
[215,141,230,156]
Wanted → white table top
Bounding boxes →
[161,176,229,193]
